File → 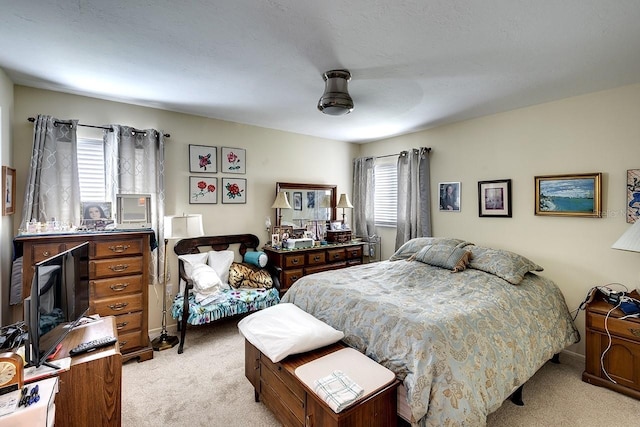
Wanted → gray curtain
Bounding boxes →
[395,147,431,250]
[352,157,376,239]
[20,115,81,230]
[104,125,166,284]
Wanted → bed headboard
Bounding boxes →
[173,234,260,256]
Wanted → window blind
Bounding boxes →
[77,138,106,201]
[374,162,397,226]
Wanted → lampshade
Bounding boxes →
[164,214,205,239]
[337,193,354,209]
[271,192,292,209]
[317,69,354,116]
[612,220,640,252]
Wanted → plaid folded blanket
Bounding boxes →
[313,370,364,413]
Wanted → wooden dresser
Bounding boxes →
[14,231,154,363]
[263,242,364,294]
[582,290,640,399]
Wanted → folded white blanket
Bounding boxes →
[313,370,364,413]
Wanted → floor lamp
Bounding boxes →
[152,214,204,351]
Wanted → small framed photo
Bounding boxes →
[535,173,602,217]
[330,221,342,231]
[439,182,460,211]
[222,178,246,204]
[189,144,217,173]
[271,233,281,248]
[82,201,112,220]
[306,191,315,208]
[221,147,246,174]
[189,177,217,204]
[292,192,302,210]
[272,225,293,243]
[478,179,512,217]
[626,169,640,223]
[2,166,16,216]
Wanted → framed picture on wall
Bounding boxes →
[2,166,16,216]
[221,147,246,174]
[292,192,302,210]
[534,173,602,217]
[222,178,246,204]
[626,169,640,223]
[189,177,217,204]
[189,144,217,173]
[439,182,460,211]
[478,179,512,217]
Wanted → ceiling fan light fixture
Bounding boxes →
[318,69,354,116]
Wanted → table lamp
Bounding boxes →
[152,214,205,351]
[337,193,354,224]
[271,192,292,225]
[611,219,640,294]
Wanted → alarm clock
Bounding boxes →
[0,352,23,395]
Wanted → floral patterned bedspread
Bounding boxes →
[281,260,579,427]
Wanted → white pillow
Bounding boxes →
[207,250,235,285]
[189,263,222,291]
[238,303,344,363]
[178,253,208,279]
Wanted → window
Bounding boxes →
[374,162,397,226]
[77,138,106,201]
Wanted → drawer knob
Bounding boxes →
[109,264,129,272]
[119,340,128,348]
[313,256,320,261]
[630,328,640,337]
[41,250,51,257]
[108,302,129,311]
[292,259,299,264]
[116,321,129,330]
[110,283,129,292]
[333,254,340,259]
[109,244,131,253]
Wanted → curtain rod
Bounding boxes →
[374,147,432,159]
[27,117,170,138]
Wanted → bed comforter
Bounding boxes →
[281,259,579,426]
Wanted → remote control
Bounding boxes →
[69,336,118,356]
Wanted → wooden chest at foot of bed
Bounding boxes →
[245,340,399,427]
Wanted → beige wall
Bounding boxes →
[12,85,359,333]
[359,83,640,356]
[0,69,14,325]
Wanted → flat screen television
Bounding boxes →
[24,241,90,368]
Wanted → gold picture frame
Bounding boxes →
[2,166,16,216]
[535,173,602,217]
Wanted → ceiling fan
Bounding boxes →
[317,69,354,116]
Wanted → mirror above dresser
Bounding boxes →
[274,182,337,227]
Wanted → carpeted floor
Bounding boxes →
[122,318,639,426]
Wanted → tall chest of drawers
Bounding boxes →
[14,231,154,363]
[263,242,364,295]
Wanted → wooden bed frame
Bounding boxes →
[173,234,280,353]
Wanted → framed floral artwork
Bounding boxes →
[189,177,217,204]
[626,169,640,223]
[221,147,246,174]
[189,144,217,173]
[222,178,246,204]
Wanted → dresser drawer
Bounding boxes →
[92,238,144,259]
[90,256,143,279]
[113,311,143,334]
[283,269,304,288]
[90,274,143,299]
[117,330,143,352]
[587,311,640,341]
[91,293,144,317]
[306,251,326,265]
[346,245,363,259]
[326,248,346,262]
[31,243,65,263]
[284,253,305,268]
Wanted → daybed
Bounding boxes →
[280,237,580,427]
[170,234,280,353]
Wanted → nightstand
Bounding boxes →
[582,290,640,399]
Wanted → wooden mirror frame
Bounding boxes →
[275,182,337,226]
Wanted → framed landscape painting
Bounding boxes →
[535,173,602,217]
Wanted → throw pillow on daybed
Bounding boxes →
[228,262,273,289]
[207,250,235,284]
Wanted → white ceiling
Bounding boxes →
[2,1,640,143]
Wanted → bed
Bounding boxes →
[280,237,580,427]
